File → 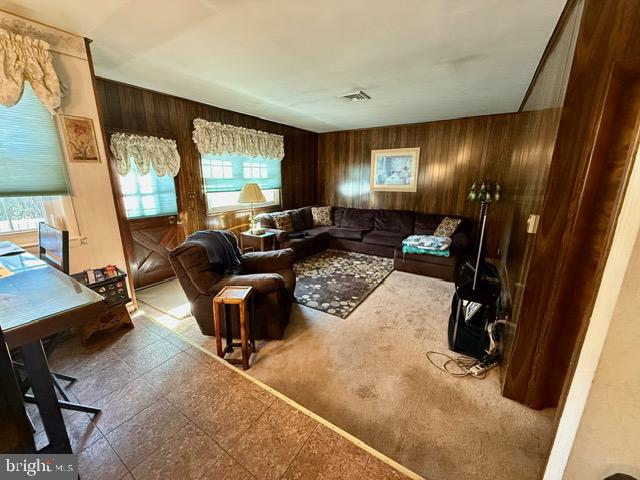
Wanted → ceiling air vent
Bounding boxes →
[338,90,372,103]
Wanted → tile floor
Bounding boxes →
[30,313,411,480]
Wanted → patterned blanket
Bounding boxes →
[402,235,451,257]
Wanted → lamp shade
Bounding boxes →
[238,183,266,204]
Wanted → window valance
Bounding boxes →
[110,133,180,177]
[0,28,61,114]
[192,118,284,161]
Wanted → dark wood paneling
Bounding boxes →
[500,0,585,390]
[95,78,318,240]
[317,114,519,257]
[503,0,640,408]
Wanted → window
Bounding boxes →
[0,83,73,234]
[201,157,233,180]
[201,153,281,212]
[243,162,268,179]
[0,196,46,233]
[118,161,178,219]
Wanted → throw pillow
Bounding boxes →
[272,213,294,232]
[433,217,462,237]
[311,206,332,226]
[287,209,305,231]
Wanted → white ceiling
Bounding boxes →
[1,0,566,133]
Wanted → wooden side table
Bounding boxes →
[213,286,255,370]
[240,231,276,253]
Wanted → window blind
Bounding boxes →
[0,83,70,197]
[118,160,178,219]
[201,154,281,193]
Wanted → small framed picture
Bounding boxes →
[58,114,101,163]
[370,147,420,192]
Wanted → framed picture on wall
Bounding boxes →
[370,147,420,192]
[58,114,101,163]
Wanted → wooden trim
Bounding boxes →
[84,38,138,308]
[519,0,580,110]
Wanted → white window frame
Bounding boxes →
[0,195,82,248]
[205,188,281,215]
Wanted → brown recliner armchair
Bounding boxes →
[169,234,296,340]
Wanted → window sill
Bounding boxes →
[0,230,85,249]
[206,202,281,216]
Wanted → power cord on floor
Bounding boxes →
[425,351,489,379]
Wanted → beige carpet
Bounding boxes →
[138,271,555,480]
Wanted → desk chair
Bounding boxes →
[14,223,100,417]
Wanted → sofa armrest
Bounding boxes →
[242,248,295,273]
[451,231,471,254]
[213,273,285,294]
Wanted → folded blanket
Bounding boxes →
[402,235,451,257]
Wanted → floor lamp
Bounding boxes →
[467,181,501,290]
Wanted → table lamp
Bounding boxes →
[238,183,266,233]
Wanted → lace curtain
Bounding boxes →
[110,133,180,177]
[192,118,284,161]
[0,28,61,114]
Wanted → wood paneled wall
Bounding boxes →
[504,0,640,408]
[95,78,317,237]
[500,0,585,391]
[317,114,519,257]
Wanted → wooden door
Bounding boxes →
[127,214,182,289]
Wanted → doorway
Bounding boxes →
[107,132,184,289]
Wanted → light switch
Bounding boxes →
[527,214,540,234]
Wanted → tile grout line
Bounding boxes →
[277,423,320,480]
[140,312,424,480]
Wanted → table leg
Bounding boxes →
[225,306,233,353]
[213,301,223,357]
[21,341,71,453]
[239,302,249,370]
[250,296,256,353]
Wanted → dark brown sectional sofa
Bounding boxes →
[257,206,473,281]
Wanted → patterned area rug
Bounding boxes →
[294,249,394,318]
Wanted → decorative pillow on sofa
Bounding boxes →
[298,207,314,229]
[311,206,332,226]
[272,213,294,232]
[433,217,462,238]
[285,209,305,231]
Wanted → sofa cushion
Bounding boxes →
[298,207,314,229]
[414,213,447,235]
[333,207,345,227]
[328,227,369,240]
[272,213,294,232]
[299,226,331,237]
[374,209,416,234]
[285,209,305,231]
[363,231,406,247]
[312,206,333,226]
[341,208,377,230]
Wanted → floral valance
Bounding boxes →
[0,28,61,114]
[110,133,180,177]
[192,118,284,161]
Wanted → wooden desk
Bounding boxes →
[0,241,106,453]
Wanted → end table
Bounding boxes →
[240,231,276,253]
[213,286,255,370]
